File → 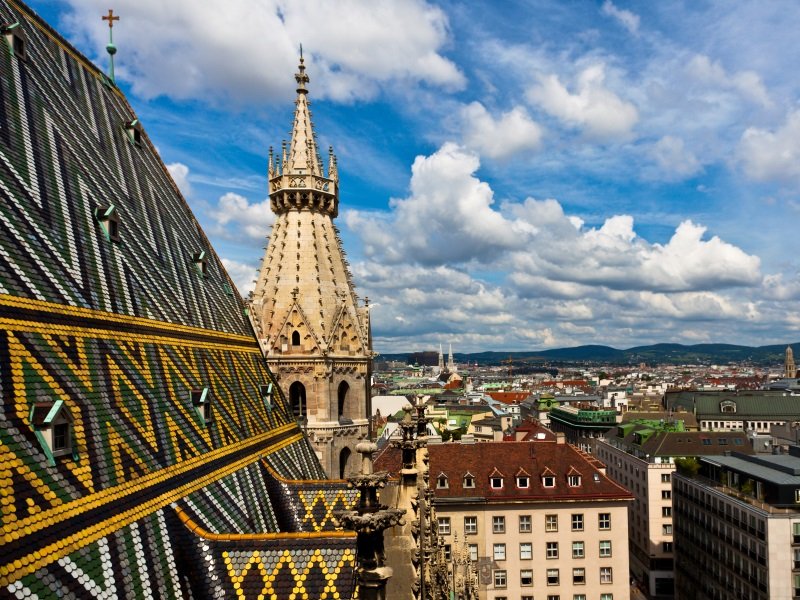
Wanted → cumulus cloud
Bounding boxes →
[526,64,639,140]
[460,102,543,159]
[685,55,771,107]
[166,162,192,197]
[221,258,258,296]
[738,110,800,182]
[209,193,275,241]
[601,1,640,35]
[62,0,464,104]
[650,136,702,179]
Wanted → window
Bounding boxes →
[543,475,556,487]
[662,507,672,517]
[662,542,673,553]
[662,490,671,499]
[491,476,504,489]
[517,476,530,488]
[464,515,477,535]
[493,543,506,561]
[572,541,584,558]
[437,517,450,535]
[598,513,611,530]
[192,250,208,277]
[795,489,800,504]
[702,438,712,446]
[600,567,613,584]
[572,568,585,585]
[463,474,475,488]
[30,400,75,465]
[2,22,26,60]
[443,544,451,561]
[519,515,532,533]
[572,514,584,531]
[568,474,581,487]
[520,569,533,586]
[94,205,120,243]
[468,544,478,561]
[547,596,560,600]
[53,423,69,452]
[600,595,613,600]
[437,475,448,489]
[545,514,558,531]
[661,473,671,483]
[547,568,560,585]
[259,383,273,411]
[599,540,612,557]
[191,387,211,425]
[520,542,532,560]
[493,570,507,588]
[546,541,559,559]
[663,524,672,535]
[124,119,143,145]
[492,516,505,534]
[574,596,586,600]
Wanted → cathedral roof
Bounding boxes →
[0,3,356,597]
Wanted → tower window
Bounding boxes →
[29,400,75,465]
[191,387,211,425]
[259,383,273,412]
[192,251,208,277]
[291,330,301,346]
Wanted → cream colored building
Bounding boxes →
[429,438,633,600]
[250,57,370,478]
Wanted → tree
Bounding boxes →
[674,457,700,477]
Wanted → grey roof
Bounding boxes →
[666,390,800,419]
[702,452,800,485]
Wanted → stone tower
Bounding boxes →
[250,55,371,478]
[786,346,797,379]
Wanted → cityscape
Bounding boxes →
[1,2,799,600]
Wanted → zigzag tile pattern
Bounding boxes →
[0,2,357,598]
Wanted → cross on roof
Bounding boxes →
[102,9,119,28]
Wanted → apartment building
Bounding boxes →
[428,437,633,600]
[673,449,800,599]
[594,422,753,598]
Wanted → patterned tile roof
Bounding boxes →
[0,1,356,597]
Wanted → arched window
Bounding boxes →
[339,447,351,479]
[291,330,301,346]
[338,381,349,419]
[289,381,306,420]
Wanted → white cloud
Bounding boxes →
[738,110,800,182]
[209,192,275,241]
[526,64,639,140]
[166,162,192,197]
[221,258,258,296]
[650,136,702,179]
[601,1,640,35]
[686,55,771,107]
[62,0,464,104]
[460,102,543,159]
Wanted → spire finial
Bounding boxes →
[101,9,119,83]
[295,44,309,94]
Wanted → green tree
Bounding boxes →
[674,457,700,477]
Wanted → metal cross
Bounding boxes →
[102,9,119,29]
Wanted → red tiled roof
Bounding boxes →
[487,391,529,404]
[429,441,632,502]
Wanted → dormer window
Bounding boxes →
[2,23,26,60]
[259,383,273,412]
[191,387,211,425]
[491,477,503,489]
[30,400,75,465]
[124,119,142,146]
[463,473,475,488]
[437,474,449,489]
[517,476,529,488]
[720,400,737,413]
[192,251,208,277]
[542,468,556,488]
[568,474,582,487]
[94,205,120,243]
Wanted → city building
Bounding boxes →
[0,4,364,598]
[428,438,633,600]
[673,450,800,599]
[595,421,753,598]
[249,55,371,478]
[548,404,619,451]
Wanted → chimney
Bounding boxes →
[556,432,565,445]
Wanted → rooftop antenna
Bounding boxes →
[101,9,119,83]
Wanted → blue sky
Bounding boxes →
[28,0,800,353]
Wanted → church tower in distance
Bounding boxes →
[250,55,371,478]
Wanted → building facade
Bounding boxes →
[595,423,753,598]
[429,438,633,600]
[250,58,371,478]
[673,450,800,599]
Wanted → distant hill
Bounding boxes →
[378,343,800,366]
